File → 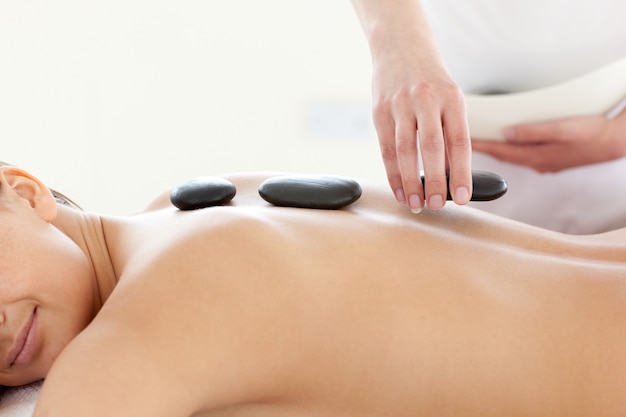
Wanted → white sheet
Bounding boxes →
[0,381,42,417]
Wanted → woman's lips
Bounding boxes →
[7,308,38,367]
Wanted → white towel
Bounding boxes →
[0,381,42,417]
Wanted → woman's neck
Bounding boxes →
[52,205,119,313]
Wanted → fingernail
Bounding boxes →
[395,188,406,203]
[454,187,470,204]
[503,126,516,141]
[409,194,423,214]
[428,194,444,210]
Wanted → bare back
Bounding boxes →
[36,173,626,417]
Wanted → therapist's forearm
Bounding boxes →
[349,0,444,66]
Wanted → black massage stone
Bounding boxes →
[170,176,236,210]
[420,170,507,201]
[258,175,362,209]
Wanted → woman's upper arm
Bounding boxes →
[33,325,200,417]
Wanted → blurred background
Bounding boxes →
[0,0,383,214]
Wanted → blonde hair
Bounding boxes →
[0,161,82,210]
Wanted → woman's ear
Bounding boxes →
[0,166,58,222]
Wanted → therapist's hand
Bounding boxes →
[371,55,473,212]
[350,0,473,212]
[472,112,626,172]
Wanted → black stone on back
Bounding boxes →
[170,177,236,210]
[420,170,508,201]
[258,175,362,209]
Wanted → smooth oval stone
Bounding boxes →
[170,177,236,210]
[258,175,362,209]
[420,170,507,201]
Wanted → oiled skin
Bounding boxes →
[35,173,626,417]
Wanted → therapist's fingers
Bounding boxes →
[502,119,568,144]
[394,111,424,213]
[416,112,448,211]
[472,115,618,172]
[372,99,406,204]
[371,75,471,211]
[375,86,470,212]
[442,93,472,205]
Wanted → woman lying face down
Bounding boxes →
[1,164,625,416]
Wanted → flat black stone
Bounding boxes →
[420,170,507,201]
[170,177,236,210]
[258,175,362,209]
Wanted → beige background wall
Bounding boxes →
[0,0,383,214]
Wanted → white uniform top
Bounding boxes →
[421,0,626,233]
